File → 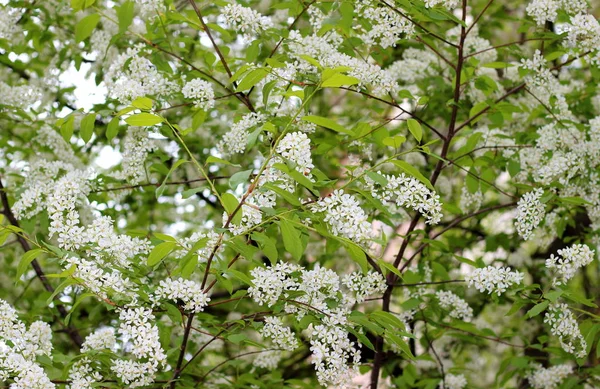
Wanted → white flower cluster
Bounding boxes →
[276,131,314,175]
[154,277,211,313]
[342,271,387,303]
[63,256,136,300]
[287,31,399,96]
[459,186,483,214]
[104,45,175,104]
[526,0,587,25]
[527,364,573,389]
[253,350,282,369]
[111,307,166,387]
[425,0,459,8]
[311,189,373,246]
[249,264,383,387]
[544,303,587,358]
[520,50,572,121]
[443,374,467,389]
[515,188,546,240]
[182,78,215,111]
[260,316,298,351]
[0,6,21,39]
[217,112,265,156]
[367,172,443,225]
[357,3,414,48]
[0,299,54,389]
[221,3,273,38]
[436,291,473,321]
[223,203,263,235]
[174,230,222,264]
[115,126,156,185]
[68,328,117,389]
[465,266,524,295]
[135,0,165,19]
[563,13,600,53]
[0,82,42,110]
[546,244,595,285]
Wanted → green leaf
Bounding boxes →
[261,183,301,207]
[148,242,177,266]
[390,160,434,190]
[385,330,414,359]
[251,232,278,264]
[278,219,303,260]
[125,113,164,126]
[206,155,240,167]
[106,117,120,141]
[60,116,75,142]
[16,249,44,282]
[228,269,254,286]
[302,115,352,135]
[229,170,253,189]
[344,242,368,273]
[382,135,406,148]
[222,193,243,225]
[131,97,153,110]
[407,119,422,142]
[75,14,100,42]
[526,300,549,318]
[321,72,359,88]
[80,113,95,143]
[235,68,268,92]
[118,1,135,33]
[155,159,187,198]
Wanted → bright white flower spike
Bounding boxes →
[342,271,387,303]
[182,78,215,111]
[544,303,587,358]
[0,299,55,389]
[276,132,314,175]
[217,112,265,156]
[443,373,467,389]
[564,14,600,53]
[311,189,373,245]
[260,316,298,351]
[515,188,546,240]
[367,172,443,224]
[111,307,166,387]
[248,264,385,387]
[154,277,211,313]
[222,3,273,38]
[436,291,473,321]
[115,127,156,185]
[545,244,595,285]
[528,364,573,389]
[465,266,524,295]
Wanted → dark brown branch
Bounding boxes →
[91,176,230,193]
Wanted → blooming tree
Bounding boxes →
[1,0,600,388]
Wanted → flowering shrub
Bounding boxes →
[1,0,600,388]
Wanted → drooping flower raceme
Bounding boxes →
[182,78,215,111]
[311,190,373,246]
[465,266,524,295]
[515,188,546,240]
[527,364,573,389]
[545,243,595,285]
[276,132,314,175]
[544,303,587,358]
[115,126,156,185]
[436,291,473,321]
[154,277,211,313]
[367,172,443,224]
[260,316,298,351]
[342,271,387,303]
[0,299,55,389]
[443,373,467,389]
[221,3,273,38]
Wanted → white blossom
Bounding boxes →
[342,271,387,303]
[528,364,573,389]
[276,132,314,175]
[221,3,273,38]
[182,78,215,111]
[115,127,156,185]
[260,316,298,351]
[465,266,524,295]
[515,188,546,240]
[436,291,473,321]
[154,277,211,313]
[546,244,594,285]
[444,374,467,389]
[544,303,587,358]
